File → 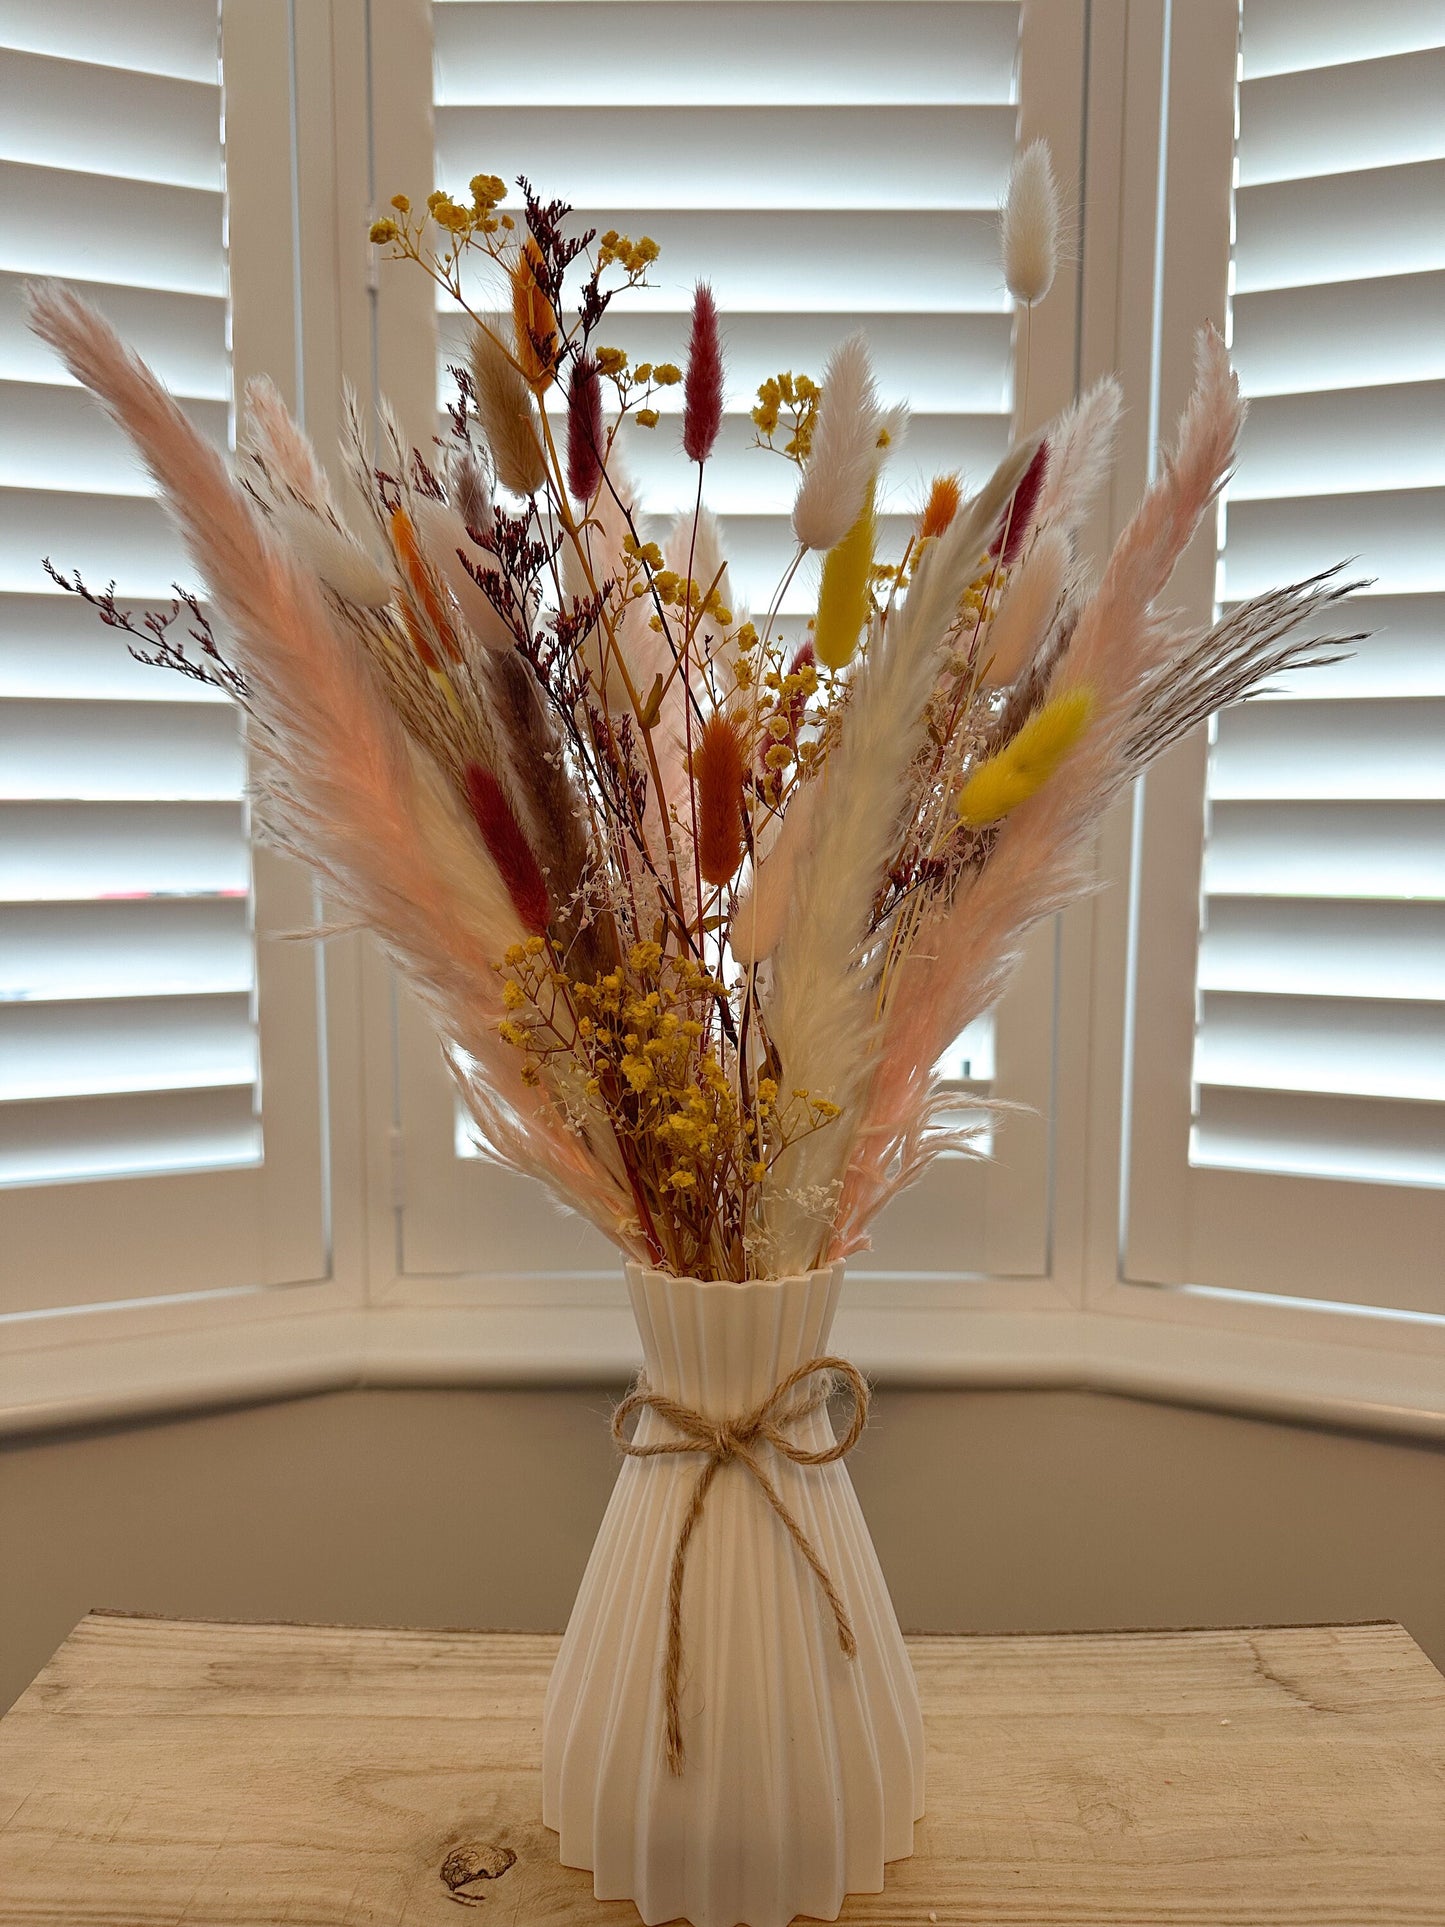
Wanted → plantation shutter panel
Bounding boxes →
[0,2,261,1186]
[394,0,1058,1279]
[1194,2,1445,1195]
[1113,0,1445,1313]
[0,0,328,1318]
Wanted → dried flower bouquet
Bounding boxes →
[29,144,1354,1286]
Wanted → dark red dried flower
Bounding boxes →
[464,763,551,934]
[683,281,724,465]
[566,354,604,502]
[993,438,1049,567]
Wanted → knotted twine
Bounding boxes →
[612,1355,871,1774]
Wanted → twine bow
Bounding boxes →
[612,1355,871,1774]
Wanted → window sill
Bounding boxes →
[5,1284,1445,1443]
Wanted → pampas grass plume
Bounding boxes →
[813,479,876,670]
[985,525,1068,686]
[1002,139,1059,306]
[270,500,394,607]
[792,332,880,552]
[471,320,548,496]
[412,496,514,652]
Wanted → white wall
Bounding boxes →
[5,1386,1444,1714]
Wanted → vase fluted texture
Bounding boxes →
[542,1262,924,1927]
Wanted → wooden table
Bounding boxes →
[2,1615,1443,1924]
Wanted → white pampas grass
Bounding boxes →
[1001,139,1059,306]
[792,333,881,552]
[764,436,1041,1269]
[563,455,652,711]
[984,526,1069,686]
[730,777,819,967]
[471,318,548,497]
[413,496,514,651]
[834,331,1246,1254]
[269,500,395,607]
[241,377,395,608]
[1033,377,1122,538]
[1059,327,1242,708]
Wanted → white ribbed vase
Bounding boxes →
[542,1262,924,1927]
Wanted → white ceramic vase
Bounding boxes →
[542,1262,924,1927]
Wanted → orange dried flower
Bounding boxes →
[390,505,463,661]
[512,238,558,391]
[919,473,962,540]
[693,713,746,887]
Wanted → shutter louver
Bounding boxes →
[1192,0,1445,1189]
[0,3,261,1187]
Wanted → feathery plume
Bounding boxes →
[813,479,876,670]
[470,319,548,496]
[449,443,492,533]
[240,378,394,607]
[730,776,819,967]
[464,764,551,933]
[412,496,515,651]
[792,333,881,552]
[694,713,746,886]
[1001,139,1059,306]
[764,436,1041,1267]
[26,280,637,1251]
[268,499,395,608]
[682,281,724,465]
[1033,378,1122,538]
[985,526,1069,686]
[566,354,605,502]
[1058,326,1242,705]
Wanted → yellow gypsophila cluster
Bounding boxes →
[597,230,660,275]
[752,371,821,463]
[494,938,842,1270]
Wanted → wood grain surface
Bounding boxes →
[1,1613,1443,1924]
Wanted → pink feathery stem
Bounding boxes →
[566,353,604,502]
[683,281,723,465]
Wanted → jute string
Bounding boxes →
[612,1355,870,1774]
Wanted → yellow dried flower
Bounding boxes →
[635,408,660,429]
[957,687,1095,827]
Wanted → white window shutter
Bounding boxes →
[0,4,263,1187]
[1193,0,1445,1193]
[0,1,329,1320]
[390,0,1064,1282]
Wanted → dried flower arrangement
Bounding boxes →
[28,142,1356,1285]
